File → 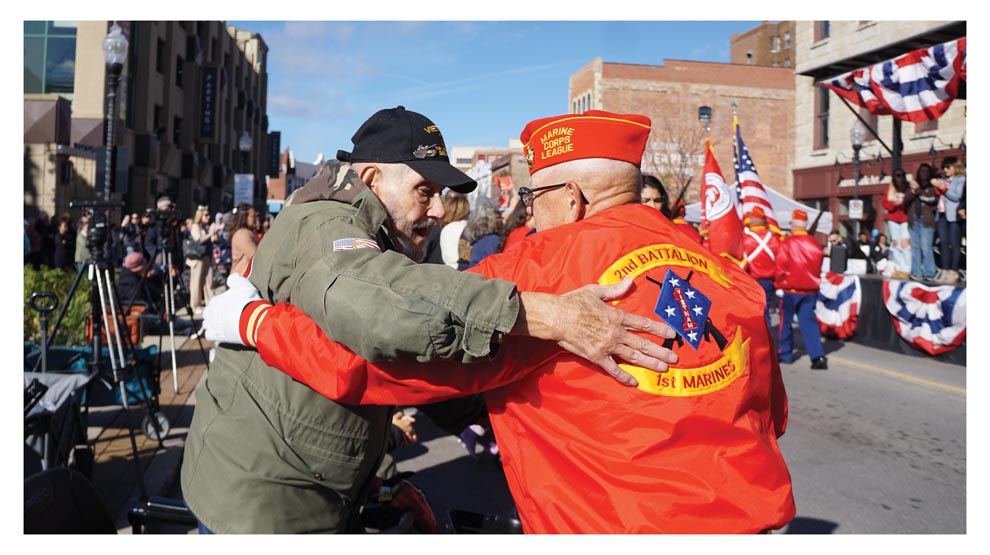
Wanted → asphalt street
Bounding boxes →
[392,318,967,535]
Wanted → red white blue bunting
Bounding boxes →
[816,272,861,339]
[821,37,966,123]
[882,280,966,356]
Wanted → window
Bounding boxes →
[153,105,163,136]
[173,116,182,145]
[784,58,792,68]
[23,21,77,96]
[746,51,753,64]
[176,55,184,89]
[784,31,791,49]
[156,38,166,73]
[814,87,830,149]
[814,21,831,42]
[771,36,781,53]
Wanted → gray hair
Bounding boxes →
[463,201,503,243]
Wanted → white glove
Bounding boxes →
[204,273,261,345]
[775,289,784,298]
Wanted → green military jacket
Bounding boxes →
[181,161,520,533]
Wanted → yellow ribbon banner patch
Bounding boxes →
[598,244,734,289]
[620,328,750,397]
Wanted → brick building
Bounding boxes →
[731,21,796,68]
[569,57,795,205]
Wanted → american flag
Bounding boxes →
[733,118,781,234]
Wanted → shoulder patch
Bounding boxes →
[333,238,381,252]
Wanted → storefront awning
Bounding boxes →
[818,36,966,123]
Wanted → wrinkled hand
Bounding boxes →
[203,273,261,345]
[553,277,679,387]
[392,411,418,446]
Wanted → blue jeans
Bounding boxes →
[756,278,775,333]
[936,215,963,271]
[778,292,824,362]
[909,220,936,278]
[886,220,911,273]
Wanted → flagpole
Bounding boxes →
[731,101,744,228]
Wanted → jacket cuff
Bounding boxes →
[240,300,273,348]
[453,274,519,358]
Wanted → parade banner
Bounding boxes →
[816,272,861,339]
[882,280,966,356]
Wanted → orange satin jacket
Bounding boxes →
[251,203,795,533]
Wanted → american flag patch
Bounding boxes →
[333,238,381,252]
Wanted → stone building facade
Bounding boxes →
[24,20,272,221]
[793,21,966,236]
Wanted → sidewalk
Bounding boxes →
[83,312,209,534]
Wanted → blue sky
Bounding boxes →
[229,21,762,165]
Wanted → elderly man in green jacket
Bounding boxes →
[182,106,677,533]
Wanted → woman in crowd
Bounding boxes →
[933,158,966,285]
[881,169,911,279]
[53,219,76,271]
[228,203,260,276]
[905,163,939,282]
[641,174,672,219]
[501,198,535,252]
[438,192,471,269]
[186,206,218,315]
[456,200,504,271]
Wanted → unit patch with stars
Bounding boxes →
[655,268,711,350]
[596,243,752,398]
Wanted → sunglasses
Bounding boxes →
[518,183,589,207]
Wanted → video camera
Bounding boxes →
[71,200,124,254]
[144,207,181,227]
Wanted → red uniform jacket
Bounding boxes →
[742,225,780,280]
[503,225,534,252]
[251,204,795,533]
[881,186,908,224]
[773,230,823,293]
[672,217,703,244]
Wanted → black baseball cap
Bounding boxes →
[336,106,477,193]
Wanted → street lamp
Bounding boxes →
[850,121,866,238]
[102,22,128,201]
[698,106,712,135]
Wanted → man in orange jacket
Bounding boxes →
[742,206,781,331]
[208,110,796,533]
[774,210,827,370]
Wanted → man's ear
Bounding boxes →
[357,164,380,191]
[566,182,586,223]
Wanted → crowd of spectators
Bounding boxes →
[24,199,271,318]
[868,156,966,285]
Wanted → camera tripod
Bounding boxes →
[42,202,170,498]
[119,217,211,405]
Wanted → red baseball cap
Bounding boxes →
[792,209,808,222]
[520,110,651,175]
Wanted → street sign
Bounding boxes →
[849,199,864,220]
